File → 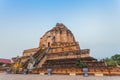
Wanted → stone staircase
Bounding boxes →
[22,47,50,69]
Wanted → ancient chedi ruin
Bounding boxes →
[11,23,106,74]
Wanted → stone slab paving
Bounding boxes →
[0,73,120,80]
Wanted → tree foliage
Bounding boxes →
[0,62,4,66]
[76,60,88,68]
[105,58,117,67]
[105,54,120,67]
[111,54,120,65]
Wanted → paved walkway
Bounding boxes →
[0,73,120,80]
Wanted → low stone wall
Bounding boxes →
[39,67,120,76]
[1,67,120,76]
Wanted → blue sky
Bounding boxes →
[0,0,120,59]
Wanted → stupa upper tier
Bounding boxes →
[39,23,76,47]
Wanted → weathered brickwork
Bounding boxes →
[11,23,120,75]
[22,23,82,59]
[39,23,75,48]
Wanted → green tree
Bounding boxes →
[76,60,88,68]
[111,54,120,66]
[0,62,4,66]
[105,58,117,67]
